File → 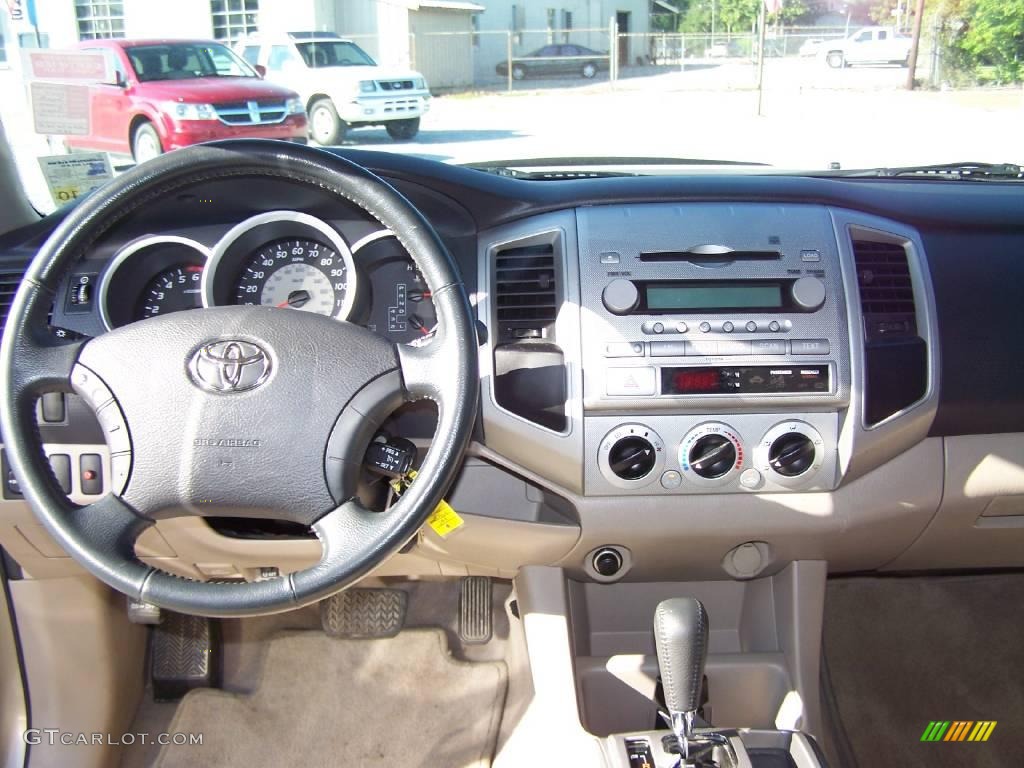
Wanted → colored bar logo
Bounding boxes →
[921,721,997,742]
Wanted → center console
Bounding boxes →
[578,203,850,498]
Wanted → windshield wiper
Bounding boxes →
[827,161,1023,181]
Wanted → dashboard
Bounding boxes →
[1,148,1023,586]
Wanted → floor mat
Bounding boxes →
[824,573,1024,768]
[154,628,507,768]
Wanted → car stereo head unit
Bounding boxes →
[601,276,827,315]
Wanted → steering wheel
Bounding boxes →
[0,141,478,617]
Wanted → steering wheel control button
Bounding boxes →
[71,364,133,464]
[598,424,665,488]
[48,454,73,495]
[791,339,831,356]
[660,470,682,490]
[188,340,272,393]
[606,367,656,396]
[679,423,744,487]
[601,279,640,315]
[790,276,826,311]
[756,421,826,488]
[739,468,763,490]
[79,454,103,495]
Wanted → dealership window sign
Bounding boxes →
[5,0,37,25]
[24,49,109,137]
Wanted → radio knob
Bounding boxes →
[791,276,826,311]
[688,434,737,479]
[608,435,658,480]
[602,279,640,315]
[768,432,816,477]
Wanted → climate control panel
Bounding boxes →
[589,413,838,495]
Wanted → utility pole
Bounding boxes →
[906,0,926,89]
[756,0,767,115]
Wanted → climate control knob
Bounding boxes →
[608,435,658,480]
[688,435,737,479]
[679,423,743,487]
[756,421,826,488]
[768,432,816,477]
[598,424,665,488]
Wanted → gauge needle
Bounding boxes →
[277,290,311,309]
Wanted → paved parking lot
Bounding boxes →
[4,57,1022,212]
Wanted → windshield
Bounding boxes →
[0,4,1021,214]
[295,41,376,68]
[126,42,257,81]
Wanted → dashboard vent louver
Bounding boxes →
[0,269,22,333]
[494,243,558,340]
[852,239,917,341]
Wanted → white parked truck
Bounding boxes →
[237,32,430,144]
[820,27,912,68]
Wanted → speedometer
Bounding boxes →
[234,238,354,318]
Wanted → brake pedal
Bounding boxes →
[321,588,407,638]
[459,576,493,644]
[151,612,219,700]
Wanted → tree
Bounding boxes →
[956,0,1024,80]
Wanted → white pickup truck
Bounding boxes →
[820,27,912,68]
[237,32,430,144]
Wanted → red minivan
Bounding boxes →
[67,39,307,163]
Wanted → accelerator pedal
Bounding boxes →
[459,576,493,644]
[321,588,407,639]
[151,612,219,701]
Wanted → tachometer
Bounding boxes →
[139,265,204,319]
[234,237,351,317]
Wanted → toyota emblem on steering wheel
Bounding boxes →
[189,340,272,393]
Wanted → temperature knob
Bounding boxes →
[679,423,743,487]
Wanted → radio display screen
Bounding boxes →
[646,281,784,311]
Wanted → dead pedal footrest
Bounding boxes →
[151,612,219,701]
[321,588,407,638]
[459,576,493,644]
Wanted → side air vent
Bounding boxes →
[490,235,567,433]
[852,239,917,341]
[494,242,557,343]
[0,268,22,333]
[851,236,927,426]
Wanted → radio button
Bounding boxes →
[722,321,734,333]
[675,322,689,334]
[791,339,831,355]
[606,367,656,396]
[768,321,782,332]
[685,340,718,356]
[698,322,711,333]
[745,321,758,332]
[650,341,689,357]
[791,276,826,311]
[652,322,664,334]
[606,342,645,357]
[751,340,787,355]
[718,341,751,355]
[602,279,640,315]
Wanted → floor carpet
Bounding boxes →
[154,628,507,768]
[824,573,1024,768]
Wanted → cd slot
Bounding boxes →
[638,248,782,263]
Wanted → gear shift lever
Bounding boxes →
[654,598,709,762]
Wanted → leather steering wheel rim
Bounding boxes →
[0,140,478,617]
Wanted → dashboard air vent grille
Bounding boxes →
[0,269,22,333]
[852,239,917,341]
[494,243,557,340]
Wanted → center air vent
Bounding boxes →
[494,243,557,342]
[852,239,917,341]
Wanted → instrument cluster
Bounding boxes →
[97,211,436,344]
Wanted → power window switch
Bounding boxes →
[80,453,103,495]
[48,454,72,495]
